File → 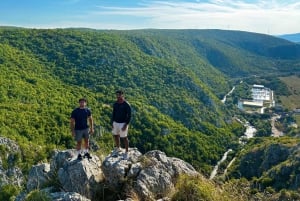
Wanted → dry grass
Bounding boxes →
[279,76,300,110]
[171,175,251,201]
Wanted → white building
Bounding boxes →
[238,84,275,113]
[251,84,271,102]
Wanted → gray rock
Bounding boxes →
[50,149,75,171]
[0,137,24,187]
[50,192,91,201]
[134,150,198,200]
[27,163,51,191]
[102,148,142,189]
[22,148,199,201]
[102,149,198,200]
[58,154,104,199]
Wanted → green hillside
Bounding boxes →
[0,29,244,174]
[116,29,300,77]
[1,28,300,199]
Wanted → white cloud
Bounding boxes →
[15,0,299,34]
[87,0,300,34]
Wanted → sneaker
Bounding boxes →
[123,152,128,160]
[84,152,92,160]
[114,147,122,152]
[77,154,82,160]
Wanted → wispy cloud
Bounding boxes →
[86,0,300,34]
[2,0,299,34]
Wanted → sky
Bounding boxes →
[0,0,300,35]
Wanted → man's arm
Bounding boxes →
[70,118,75,136]
[88,115,94,134]
[125,102,132,125]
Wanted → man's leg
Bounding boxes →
[84,138,89,150]
[83,128,90,149]
[123,137,129,152]
[114,135,120,148]
[83,137,92,159]
[76,140,82,151]
[76,140,83,160]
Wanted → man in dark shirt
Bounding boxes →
[111,90,131,159]
[70,98,94,160]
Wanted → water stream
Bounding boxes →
[209,149,233,179]
[221,86,235,103]
[210,83,282,179]
[209,119,257,180]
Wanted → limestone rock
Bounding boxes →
[102,149,198,200]
[0,137,24,187]
[27,163,51,191]
[58,153,104,199]
[134,150,199,200]
[102,148,142,189]
[50,192,91,201]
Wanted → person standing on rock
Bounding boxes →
[70,98,94,160]
[111,90,132,159]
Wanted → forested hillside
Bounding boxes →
[0,27,300,175]
[0,28,244,174]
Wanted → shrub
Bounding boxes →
[0,184,20,201]
[25,190,51,201]
[172,174,229,201]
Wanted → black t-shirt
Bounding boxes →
[71,108,91,130]
[112,101,131,124]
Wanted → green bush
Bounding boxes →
[0,184,20,201]
[25,190,51,201]
[172,174,229,201]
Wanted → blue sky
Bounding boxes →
[1,0,300,35]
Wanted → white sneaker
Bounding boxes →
[111,147,122,157]
[114,147,122,152]
[123,152,128,160]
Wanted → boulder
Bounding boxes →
[134,150,199,200]
[26,163,51,191]
[50,192,91,201]
[58,153,104,199]
[0,137,24,187]
[23,148,199,201]
[102,147,142,189]
[102,149,199,200]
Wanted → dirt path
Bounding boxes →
[271,115,283,137]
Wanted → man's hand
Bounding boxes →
[122,124,128,131]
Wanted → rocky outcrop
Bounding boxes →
[236,143,291,179]
[20,148,198,201]
[0,137,24,187]
[25,149,103,200]
[102,149,199,200]
[228,142,300,191]
[50,192,91,201]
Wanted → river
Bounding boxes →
[210,84,282,180]
[209,149,233,179]
[209,119,257,180]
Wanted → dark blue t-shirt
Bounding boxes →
[71,108,91,130]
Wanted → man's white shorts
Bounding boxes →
[112,122,128,138]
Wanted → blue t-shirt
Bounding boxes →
[71,108,91,130]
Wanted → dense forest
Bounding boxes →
[1,27,300,200]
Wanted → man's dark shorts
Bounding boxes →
[75,128,89,141]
